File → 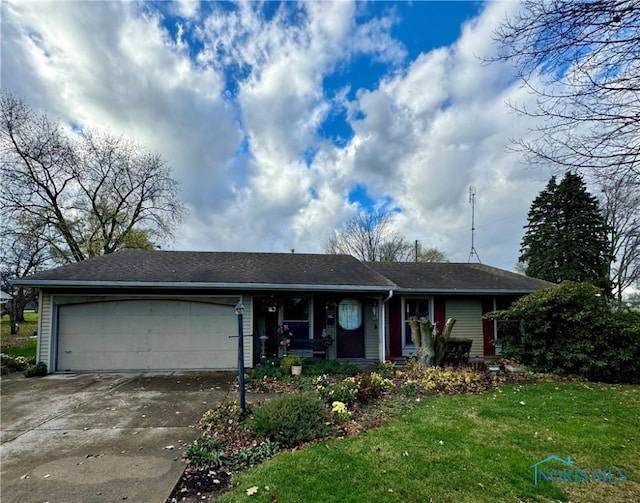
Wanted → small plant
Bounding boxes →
[401,381,419,398]
[331,400,352,422]
[318,378,359,405]
[249,359,284,380]
[355,372,395,403]
[418,367,489,394]
[250,391,331,447]
[23,361,47,377]
[277,324,293,352]
[229,440,280,470]
[376,360,397,379]
[199,400,247,432]
[280,354,303,374]
[186,437,229,470]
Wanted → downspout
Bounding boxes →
[380,290,394,362]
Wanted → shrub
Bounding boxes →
[304,359,359,376]
[250,391,330,447]
[317,378,359,405]
[355,372,395,403]
[1,353,35,375]
[24,361,47,377]
[487,281,640,382]
[418,367,488,394]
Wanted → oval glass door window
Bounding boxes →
[338,299,362,330]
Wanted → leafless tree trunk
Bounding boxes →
[408,317,436,367]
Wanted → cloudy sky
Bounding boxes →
[1,0,552,271]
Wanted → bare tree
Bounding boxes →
[0,228,48,333]
[492,0,640,178]
[600,172,640,304]
[0,92,185,263]
[325,210,413,262]
[492,0,640,301]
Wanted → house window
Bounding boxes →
[403,298,431,348]
[338,299,362,330]
[283,296,310,340]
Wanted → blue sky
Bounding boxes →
[1,0,552,270]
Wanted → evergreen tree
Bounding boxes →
[520,172,612,293]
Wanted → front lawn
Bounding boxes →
[1,312,38,373]
[216,381,639,503]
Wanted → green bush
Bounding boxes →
[318,378,359,405]
[355,372,395,403]
[304,359,358,376]
[24,361,47,377]
[1,353,35,375]
[250,391,330,447]
[488,281,640,383]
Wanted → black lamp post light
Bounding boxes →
[235,299,246,410]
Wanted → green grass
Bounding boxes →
[217,382,640,503]
[1,311,38,359]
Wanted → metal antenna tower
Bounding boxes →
[468,186,481,263]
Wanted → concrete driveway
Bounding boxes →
[1,371,239,503]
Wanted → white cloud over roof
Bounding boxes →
[1,0,550,270]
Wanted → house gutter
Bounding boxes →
[380,289,394,363]
[9,279,393,293]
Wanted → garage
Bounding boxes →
[56,298,238,372]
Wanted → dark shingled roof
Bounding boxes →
[366,262,555,293]
[14,250,555,293]
[15,250,395,290]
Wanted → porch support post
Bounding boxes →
[380,290,394,362]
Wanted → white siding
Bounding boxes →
[38,291,52,366]
[445,298,483,358]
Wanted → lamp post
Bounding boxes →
[235,299,246,410]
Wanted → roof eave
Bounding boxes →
[395,288,542,295]
[11,279,394,292]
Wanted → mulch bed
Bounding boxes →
[168,467,232,502]
[167,367,538,502]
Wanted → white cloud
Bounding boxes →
[2,0,551,270]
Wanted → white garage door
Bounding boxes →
[56,299,238,371]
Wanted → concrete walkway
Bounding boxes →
[1,371,242,503]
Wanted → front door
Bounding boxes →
[337,298,364,358]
